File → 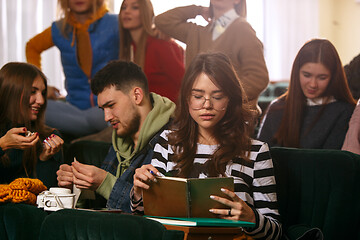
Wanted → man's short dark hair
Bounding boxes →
[91,60,149,96]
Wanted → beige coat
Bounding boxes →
[155,5,269,111]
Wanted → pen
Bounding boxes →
[150,170,164,177]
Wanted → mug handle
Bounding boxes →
[45,200,57,208]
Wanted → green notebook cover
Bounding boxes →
[143,176,234,218]
[145,216,255,228]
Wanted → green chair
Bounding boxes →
[258,81,289,114]
[64,140,111,166]
[270,147,360,240]
[39,209,184,240]
[0,203,48,240]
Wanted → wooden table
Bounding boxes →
[164,224,249,240]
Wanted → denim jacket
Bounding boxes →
[101,126,166,212]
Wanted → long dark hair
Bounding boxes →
[274,39,356,147]
[168,52,255,177]
[0,62,53,176]
[118,0,155,69]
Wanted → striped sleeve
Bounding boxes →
[151,130,173,174]
[244,140,282,239]
[130,187,144,214]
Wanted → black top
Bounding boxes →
[257,99,355,149]
[0,128,62,188]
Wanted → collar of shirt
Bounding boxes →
[212,8,239,41]
[306,96,336,106]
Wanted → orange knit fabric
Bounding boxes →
[0,184,11,203]
[10,189,37,204]
[9,178,47,195]
[0,178,47,205]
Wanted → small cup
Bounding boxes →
[44,194,75,211]
[42,187,75,211]
[49,187,71,195]
[37,192,46,208]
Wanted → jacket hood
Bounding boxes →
[112,93,175,174]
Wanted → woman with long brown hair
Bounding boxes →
[257,39,356,149]
[119,0,184,102]
[131,53,281,239]
[0,62,64,187]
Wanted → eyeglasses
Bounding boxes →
[189,94,228,111]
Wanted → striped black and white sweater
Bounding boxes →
[131,130,282,239]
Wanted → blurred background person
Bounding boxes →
[342,99,360,154]
[26,0,119,139]
[155,0,268,115]
[344,53,360,101]
[119,0,184,103]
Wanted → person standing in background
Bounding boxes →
[26,0,119,138]
[119,0,184,103]
[155,0,268,113]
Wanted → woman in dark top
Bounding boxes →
[257,39,356,149]
[0,62,64,187]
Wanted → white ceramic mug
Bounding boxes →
[38,187,75,211]
[36,193,46,208]
[49,187,71,195]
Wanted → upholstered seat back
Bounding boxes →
[270,147,360,240]
[0,203,47,240]
[39,209,184,240]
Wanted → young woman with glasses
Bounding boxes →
[131,52,282,239]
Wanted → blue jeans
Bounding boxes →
[45,100,108,137]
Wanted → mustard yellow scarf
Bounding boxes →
[67,5,108,78]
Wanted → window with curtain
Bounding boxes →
[0,0,318,94]
[263,0,319,81]
[0,0,65,93]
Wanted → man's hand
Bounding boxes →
[57,164,74,189]
[71,161,107,191]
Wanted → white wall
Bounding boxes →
[319,0,360,65]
